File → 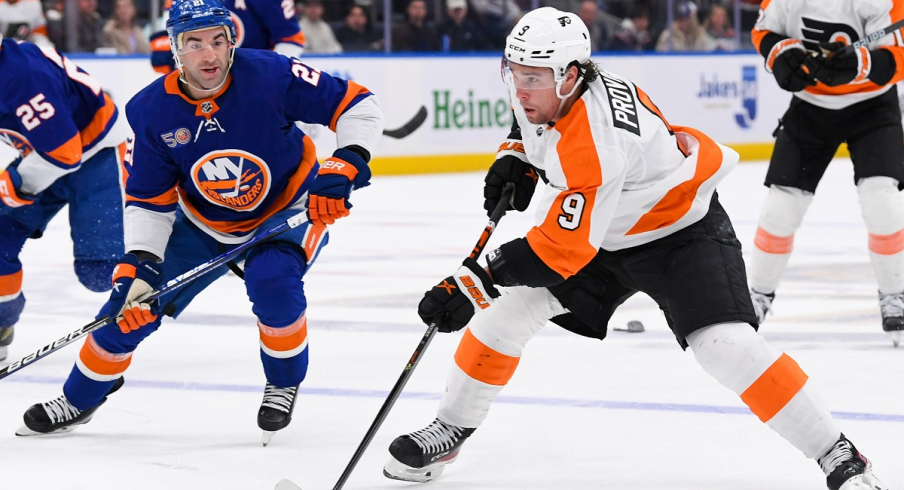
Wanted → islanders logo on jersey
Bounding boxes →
[0,129,34,157]
[191,150,271,211]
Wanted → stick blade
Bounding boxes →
[383,105,428,139]
[275,479,303,490]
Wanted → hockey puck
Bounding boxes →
[614,320,645,333]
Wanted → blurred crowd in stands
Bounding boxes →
[0,0,760,54]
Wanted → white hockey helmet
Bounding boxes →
[504,7,591,82]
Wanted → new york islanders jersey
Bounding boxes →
[506,70,738,285]
[754,0,904,109]
[125,49,378,259]
[0,38,129,193]
[150,0,305,74]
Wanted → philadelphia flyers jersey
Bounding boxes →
[506,70,739,285]
[124,48,373,257]
[753,0,904,109]
[0,38,129,192]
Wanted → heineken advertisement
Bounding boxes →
[71,53,800,172]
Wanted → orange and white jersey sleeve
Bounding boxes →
[0,0,52,47]
[753,0,904,109]
[501,70,739,287]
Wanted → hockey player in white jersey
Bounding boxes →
[749,0,904,347]
[383,7,889,490]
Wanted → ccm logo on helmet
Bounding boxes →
[459,274,491,309]
[508,44,526,52]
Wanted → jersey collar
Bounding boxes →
[164,71,233,119]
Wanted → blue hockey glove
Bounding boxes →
[307,147,370,226]
[97,254,164,333]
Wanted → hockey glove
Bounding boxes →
[765,39,818,92]
[97,254,164,333]
[812,42,896,87]
[0,165,36,209]
[484,136,538,216]
[307,147,371,227]
[417,258,500,333]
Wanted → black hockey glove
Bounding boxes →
[766,39,817,92]
[418,258,500,333]
[812,41,896,87]
[484,136,538,216]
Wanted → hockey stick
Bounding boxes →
[824,19,904,57]
[382,106,427,139]
[275,183,515,490]
[0,212,310,381]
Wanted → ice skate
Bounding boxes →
[750,289,775,325]
[818,434,887,490]
[258,383,299,446]
[0,326,13,362]
[16,376,124,436]
[878,291,904,347]
[383,418,475,483]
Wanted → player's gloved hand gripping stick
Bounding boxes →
[275,183,515,490]
[0,212,310,381]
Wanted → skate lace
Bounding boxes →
[408,419,464,455]
[878,293,904,318]
[818,437,856,476]
[261,384,297,413]
[41,396,81,424]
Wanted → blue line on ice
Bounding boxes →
[8,374,904,423]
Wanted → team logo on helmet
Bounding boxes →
[231,12,245,47]
[557,16,571,26]
[0,129,34,157]
[191,149,271,211]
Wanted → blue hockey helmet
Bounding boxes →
[166,0,237,49]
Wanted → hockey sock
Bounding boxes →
[749,185,813,294]
[437,287,566,428]
[65,334,134,410]
[687,323,839,459]
[858,177,904,294]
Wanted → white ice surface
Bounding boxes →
[1,160,902,490]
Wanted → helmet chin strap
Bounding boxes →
[551,75,584,122]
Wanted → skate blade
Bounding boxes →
[382,456,452,483]
[262,430,276,446]
[15,424,77,436]
[891,331,901,348]
[274,479,302,490]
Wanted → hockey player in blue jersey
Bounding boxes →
[0,35,130,362]
[149,0,306,74]
[17,0,383,444]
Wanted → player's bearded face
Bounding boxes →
[505,63,562,124]
[179,27,231,90]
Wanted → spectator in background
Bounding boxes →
[299,0,342,53]
[577,0,607,51]
[44,0,64,46]
[655,0,714,52]
[392,0,440,52]
[468,0,520,46]
[335,4,383,52]
[0,0,53,46]
[609,4,655,52]
[704,5,738,51]
[102,0,149,53]
[440,0,488,52]
[75,0,105,52]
